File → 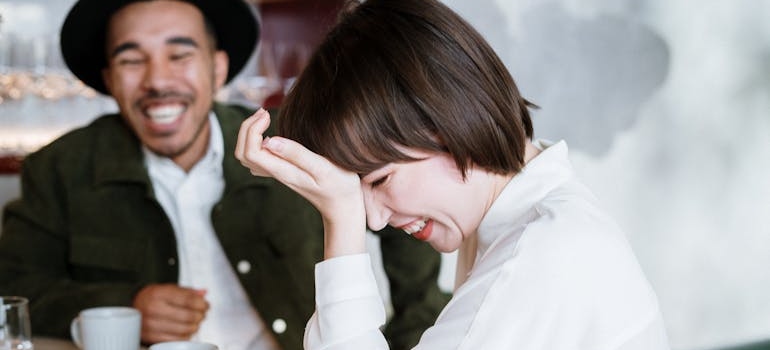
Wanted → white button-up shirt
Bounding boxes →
[305,140,669,350]
[145,114,278,350]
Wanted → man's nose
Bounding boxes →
[142,58,173,90]
[363,188,389,232]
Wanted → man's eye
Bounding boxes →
[117,58,144,66]
[171,52,193,61]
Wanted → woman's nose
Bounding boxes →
[363,187,389,231]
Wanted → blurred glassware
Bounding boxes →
[0,1,113,166]
[0,33,99,105]
[235,76,282,107]
[0,296,34,350]
[234,39,311,109]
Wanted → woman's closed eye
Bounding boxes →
[370,175,389,188]
[362,165,393,188]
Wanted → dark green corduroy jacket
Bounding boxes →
[0,103,449,350]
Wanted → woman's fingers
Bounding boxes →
[235,108,266,158]
[235,109,361,212]
[262,137,363,212]
[261,137,332,186]
[234,110,321,189]
[234,111,367,254]
[235,109,272,176]
[236,108,332,186]
[251,138,315,187]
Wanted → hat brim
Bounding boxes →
[60,0,259,95]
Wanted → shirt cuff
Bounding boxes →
[315,253,382,306]
[313,253,387,345]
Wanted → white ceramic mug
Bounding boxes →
[70,306,141,350]
[149,341,218,350]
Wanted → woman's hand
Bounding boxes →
[235,109,367,258]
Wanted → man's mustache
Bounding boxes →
[139,90,194,103]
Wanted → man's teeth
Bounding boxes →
[403,219,427,235]
[147,105,184,125]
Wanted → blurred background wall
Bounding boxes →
[440,1,770,349]
[2,1,769,349]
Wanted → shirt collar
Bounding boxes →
[205,111,225,169]
[143,111,224,178]
[475,140,574,255]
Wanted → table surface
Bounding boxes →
[33,337,78,350]
[33,337,147,350]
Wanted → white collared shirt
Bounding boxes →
[305,140,669,350]
[144,113,278,350]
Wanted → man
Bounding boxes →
[0,1,448,349]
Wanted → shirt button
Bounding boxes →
[237,260,251,274]
[168,258,176,266]
[272,318,287,334]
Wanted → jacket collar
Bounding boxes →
[92,103,272,192]
[92,115,151,187]
[214,103,274,193]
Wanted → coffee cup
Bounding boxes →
[70,306,141,350]
[149,341,218,350]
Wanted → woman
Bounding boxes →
[236,0,669,348]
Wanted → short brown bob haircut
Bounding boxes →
[278,0,535,177]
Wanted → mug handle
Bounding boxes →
[70,316,84,349]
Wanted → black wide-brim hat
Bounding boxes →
[60,0,259,95]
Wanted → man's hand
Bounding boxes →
[132,284,209,344]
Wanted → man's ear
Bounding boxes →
[101,68,112,95]
[214,50,229,89]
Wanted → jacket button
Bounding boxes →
[237,260,251,274]
[168,258,176,266]
[272,318,287,334]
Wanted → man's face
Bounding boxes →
[102,1,228,170]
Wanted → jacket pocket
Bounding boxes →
[69,235,146,281]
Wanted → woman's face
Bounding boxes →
[361,148,496,253]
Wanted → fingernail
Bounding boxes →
[251,108,264,119]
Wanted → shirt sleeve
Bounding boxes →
[304,253,390,350]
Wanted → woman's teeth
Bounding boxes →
[147,105,184,125]
[403,219,427,235]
